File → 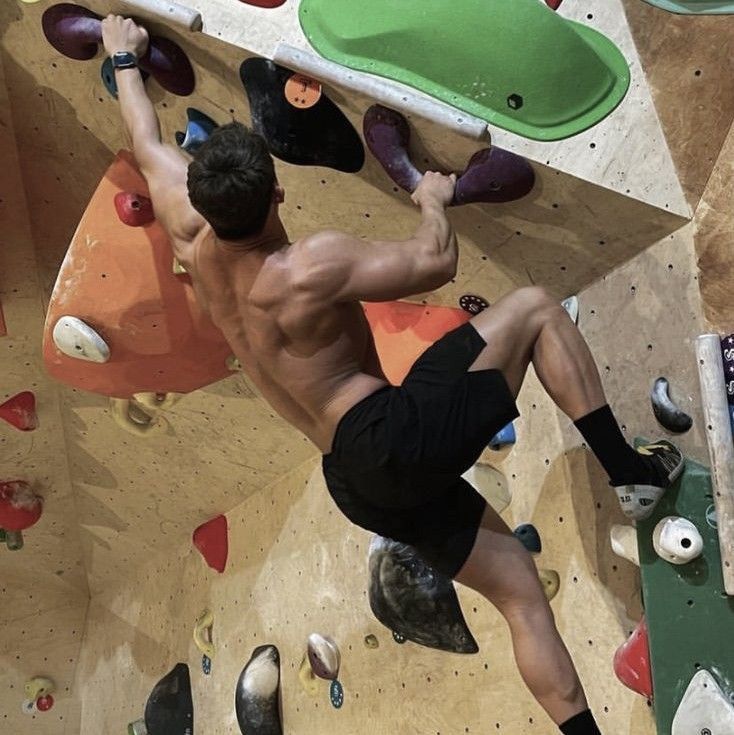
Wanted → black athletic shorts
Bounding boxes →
[322,322,519,579]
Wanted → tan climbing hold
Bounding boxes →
[172,257,188,275]
[672,669,734,735]
[539,569,560,601]
[298,655,319,697]
[226,355,243,372]
[653,516,704,565]
[193,609,215,659]
[52,316,110,363]
[110,398,168,437]
[462,462,511,514]
[610,524,640,567]
[364,634,379,649]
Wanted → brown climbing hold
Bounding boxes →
[0,392,38,431]
[114,192,155,227]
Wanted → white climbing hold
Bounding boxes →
[610,524,640,567]
[561,296,579,324]
[462,463,511,514]
[52,315,110,363]
[307,633,341,680]
[672,669,734,735]
[653,516,704,565]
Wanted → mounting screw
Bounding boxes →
[507,93,524,110]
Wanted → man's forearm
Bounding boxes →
[114,67,161,149]
[415,200,457,262]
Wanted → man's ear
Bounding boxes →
[274,185,285,204]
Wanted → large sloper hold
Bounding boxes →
[672,669,734,734]
[368,535,478,654]
[235,645,283,735]
[650,377,693,433]
[640,0,734,13]
[613,617,653,698]
[240,57,364,173]
[300,0,630,141]
[144,663,194,735]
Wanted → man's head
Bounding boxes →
[187,122,280,240]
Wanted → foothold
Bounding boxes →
[172,258,188,275]
[364,105,533,204]
[101,56,149,99]
[461,463,511,514]
[110,397,169,437]
[284,73,322,109]
[239,0,286,6]
[226,355,243,372]
[202,655,211,676]
[650,377,693,433]
[459,294,489,315]
[513,523,542,554]
[489,422,516,450]
[175,108,219,154]
[0,528,5,543]
[21,699,36,715]
[652,516,704,565]
[193,609,215,659]
[363,634,379,649]
[0,481,42,532]
[613,617,652,698]
[25,676,55,701]
[307,634,340,680]
[241,57,365,173]
[546,0,563,8]
[561,295,579,324]
[0,392,38,431]
[42,4,195,96]
[145,664,193,735]
[298,655,319,696]
[369,536,479,654]
[235,645,283,735]
[114,192,155,227]
[52,316,110,363]
[128,720,148,735]
[329,679,344,709]
[721,333,734,405]
[539,569,560,601]
[5,530,23,550]
[392,631,406,644]
[193,515,228,573]
[36,695,54,712]
[672,669,734,735]
[610,524,640,567]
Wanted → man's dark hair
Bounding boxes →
[187,122,276,240]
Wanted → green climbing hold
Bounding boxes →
[640,0,734,13]
[299,0,630,141]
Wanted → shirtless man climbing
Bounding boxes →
[103,17,682,735]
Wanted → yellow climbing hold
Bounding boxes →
[193,609,215,659]
[298,655,320,696]
[539,569,561,601]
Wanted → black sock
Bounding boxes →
[574,405,651,487]
[559,709,601,735]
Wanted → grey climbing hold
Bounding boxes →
[52,315,110,363]
[672,669,734,735]
[513,523,541,553]
[561,295,579,324]
[307,634,340,680]
[650,377,693,433]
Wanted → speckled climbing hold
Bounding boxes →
[459,294,489,315]
[202,655,211,676]
[329,679,344,709]
[392,631,406,644]
[363,634,379,649]
[461,463,511,514]
[36,695,54,712]
[363,105,534,204]
[514,523,542,554]
[145,663,193,735]
[652,516,704,565]
[241,57,364,173]
[672,669,734,734]
[307,633,340,680]
[193,609,215,659]
[193,514,228,573]
[298,655,319,696]
[610,524,640,566]
[175,108,218,154]
[721,333,734,404]
[0,481,42,532]
[369,536,479,654]
[101,56,149,99]
[235,645,283,735]
[52,316,110,363]
[539,569,560,601]
[301,0,630,141]
[114,192,155,227]
[489,422,516,450]
[613,617,652,698]
[650,377,693,434]
[42,3,195,96]
[0,392,38,431]
[561,295,579,324]
[25,677,55,701]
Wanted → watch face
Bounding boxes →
[112,52,137,68]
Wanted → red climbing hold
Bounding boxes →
[239,0,286,6]
[193,515,228,573]
[114,192,155,227]
[0,481,43,532]
[546,0,563,8]
[0,392,38,431]
[613,617,653,699]
[36,695,54,712]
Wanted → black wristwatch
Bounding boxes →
[111,51,138,71]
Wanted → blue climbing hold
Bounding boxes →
[329,679,344,708]
[514,523,542,554]
[489,422,516,450]
[202,655,211,675]
[175,108,219,153]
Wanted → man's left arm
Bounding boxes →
[102,15,204,246]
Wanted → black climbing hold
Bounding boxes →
[369,536,479,654]
[240,58,364,173]
[650,377,693,434]
[513,523,542,554]
[235,645,283,735]
[459,294,489,315]
[507,94,524,110]
[144,663,194,735]
[392,631,406,644]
